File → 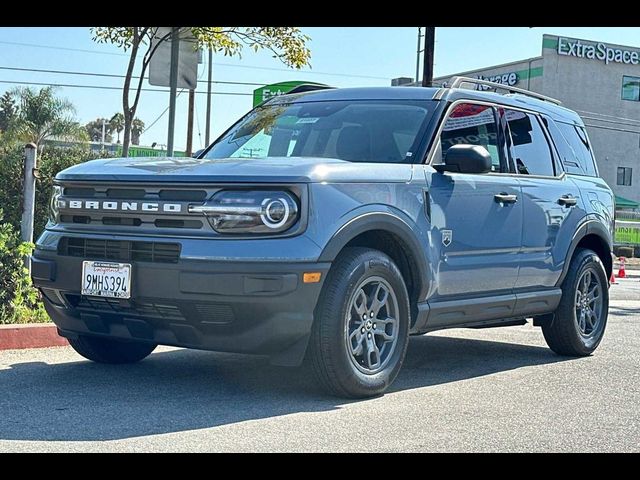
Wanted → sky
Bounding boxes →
[1,27,640,152]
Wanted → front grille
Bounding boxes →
[194,303,235,325]
[58,237,181,263]
[74,296,186,321]
[57,184,213,232]
[65,294,236,325]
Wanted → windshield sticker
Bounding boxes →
[296,117,320,124]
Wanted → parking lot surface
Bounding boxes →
[1,275,638,452]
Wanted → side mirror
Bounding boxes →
[433,144,492,174]
[192,148,205,159]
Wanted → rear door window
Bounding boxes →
[504,110,555,176]
[541,116,580,175]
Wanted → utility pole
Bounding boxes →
[205,48,213,146]
[186,89,195,156]
[167,27,180,156]
[416,27,423,84]
[422,27,435,87]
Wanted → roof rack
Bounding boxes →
[446,76,562,105]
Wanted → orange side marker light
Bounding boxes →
[303,272,322,283]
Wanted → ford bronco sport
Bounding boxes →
[32,77,614,398]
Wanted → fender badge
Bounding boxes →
[442,229,453,247]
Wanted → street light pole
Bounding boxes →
[205,48,213,146]
[101,119,106,151]
[416,27,422,84]
[186,88,195,156]
[422,27,435,87]
[167,27,180,156]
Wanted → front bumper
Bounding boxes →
[31,238,330,366]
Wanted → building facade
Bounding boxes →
[423,34,640,204]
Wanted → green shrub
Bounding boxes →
[0,210,48,324]
[0,143,112,323]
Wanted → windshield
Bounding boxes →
[203,99,432,163]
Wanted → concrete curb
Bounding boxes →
[0,323,68,350]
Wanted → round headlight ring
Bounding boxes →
[261,197,291,229]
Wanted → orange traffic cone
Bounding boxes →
[610,270,617,285]
[618,257,626,279]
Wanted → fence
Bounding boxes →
[617,210,640,222]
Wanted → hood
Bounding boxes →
[55,156,413,183]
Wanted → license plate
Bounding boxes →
[81,261,131,299]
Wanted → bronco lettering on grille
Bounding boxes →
[62,200,183,213]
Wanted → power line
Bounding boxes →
[0,79,251,96]
[0,40,126,56]
[194,97,203,149]
[0,39,391,81]
[142,50,208,137]
[141,89,186,134]
[581,115,640,128]
[583,123,640,135]
[209,62,391,80]
[192,57,206,149]
[576,109,640,126]
[0,65,265,87]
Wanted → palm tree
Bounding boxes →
[85,118,113,143]
[7,86,87,148]
[131,118,145,146]
[109,112,125,144]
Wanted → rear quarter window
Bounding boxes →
[544,117,598,177]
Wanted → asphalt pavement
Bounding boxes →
[1,275,639,452]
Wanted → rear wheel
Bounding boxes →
[543,248,609,356]
[69,335,157,364]
[307,247,410,398]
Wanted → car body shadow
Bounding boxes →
[608,306,640,316]
[0,334,568,442]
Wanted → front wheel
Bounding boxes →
[543,248,609,356]
[68,335,157,364]
[307,247,410,398]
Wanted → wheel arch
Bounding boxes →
[556,220,613,287]
[318,211,430,327]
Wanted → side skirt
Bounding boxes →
[411,288,562,334]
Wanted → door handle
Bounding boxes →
[494,193,518,204]
[558,195,577,207]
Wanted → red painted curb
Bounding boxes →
[0,323,68,350]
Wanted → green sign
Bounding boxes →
[615,222,640,245]
[116,145,186,157]
[252,81,328,107]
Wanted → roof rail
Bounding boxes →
[447,76,562,105]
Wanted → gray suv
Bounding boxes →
[32,77,614,398]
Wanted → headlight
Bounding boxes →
[49,185,63,223]
[189,190,299,234]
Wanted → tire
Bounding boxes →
[68,335,157,364]
[542,248,609,356]
[307,247,410,398]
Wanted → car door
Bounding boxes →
[425,102,523,300]
[503,108,585,289]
